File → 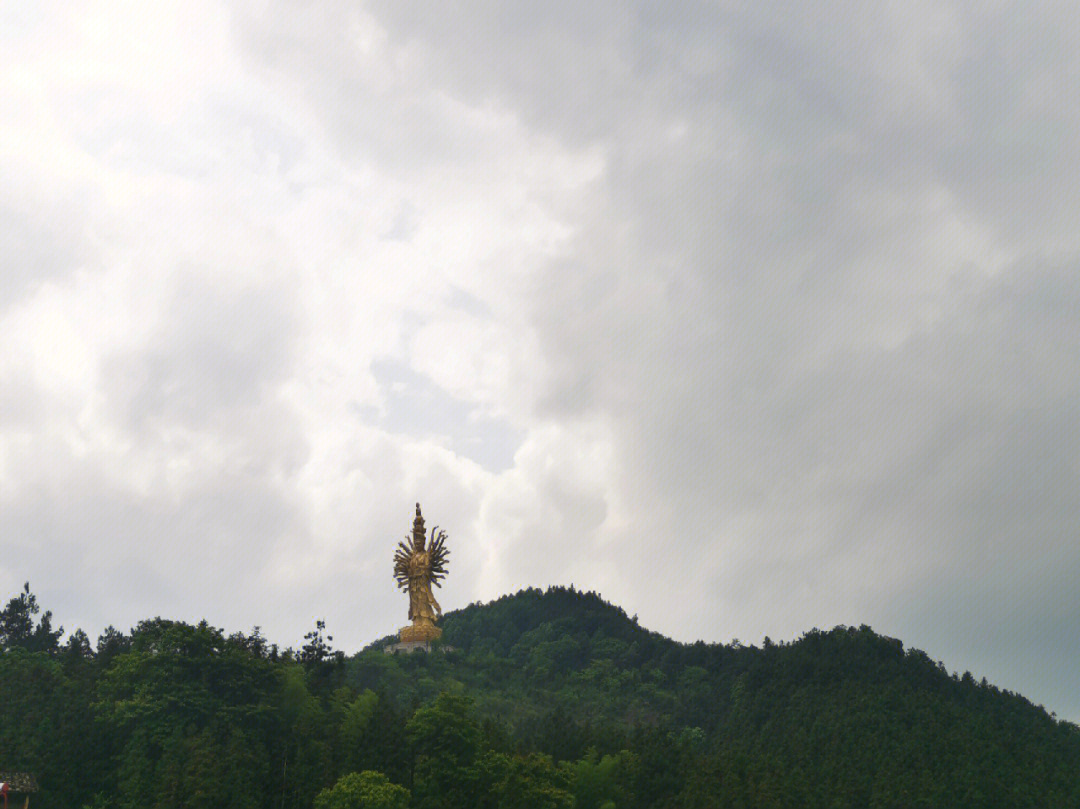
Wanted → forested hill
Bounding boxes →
[362,587,1080,803]
[2,584,1080,808]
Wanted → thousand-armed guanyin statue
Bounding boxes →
[393,503,449,643]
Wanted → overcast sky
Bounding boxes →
[3,1,1080,718]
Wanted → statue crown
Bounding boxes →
[412,502,426,548]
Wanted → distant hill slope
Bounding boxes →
[352,586,1080,806]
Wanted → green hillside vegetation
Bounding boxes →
[1,583,1078,808]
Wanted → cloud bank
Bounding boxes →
[3,1,1080,719]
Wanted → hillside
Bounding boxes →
[2,584,1079,808]
[353,587,1080,806]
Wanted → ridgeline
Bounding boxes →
[1,584,1077,808]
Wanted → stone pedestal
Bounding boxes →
[399,623,442,643]
[384,639,456,654]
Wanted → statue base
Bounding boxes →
[399,623,442,643]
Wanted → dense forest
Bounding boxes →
[2,583,1079,808]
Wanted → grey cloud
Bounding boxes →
[0,195,96,309]
[445,285,492,319]
[103,271,302,434]
[360,358,522,472]
[381,200,420,242]
[0,448,309,644]
[234,1,517,173]
[0,368,45,429]
[367,0,723,144]
[204,96,309,177]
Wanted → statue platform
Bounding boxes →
[399,623,442,643]
[384,622,451,654]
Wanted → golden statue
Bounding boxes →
[393,503,449,643]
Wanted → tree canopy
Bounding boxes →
[1,583,1078,808]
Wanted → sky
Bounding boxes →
[3,1,1080,719]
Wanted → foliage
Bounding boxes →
[3,583,1080,808]
[314,771,410,809]
[0,582,62,653]
[407,693,485,809]
[302,619,345,668]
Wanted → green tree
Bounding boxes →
[337,689,380,774]
[278,663,333,806]
[568,749,635,809]
[97,621,282,809]
[489,752,574,809]
[314,771,410,809]
[407,693,485,809]
[0,582,62,653]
